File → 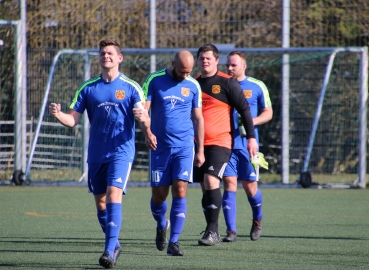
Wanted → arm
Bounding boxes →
[191,107,205,168]
[133,100,157,150]
[48,103,81,128]
[253,106,273,126]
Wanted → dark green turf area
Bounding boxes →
[0,186,368,269]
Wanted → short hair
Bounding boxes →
[196,44,219,60]
[99,39,121,55]
[227,51,247,64]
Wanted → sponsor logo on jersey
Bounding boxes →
[212,85,221,94]
[181,87,190,97]
[115,90,125,100]
[244,90,252,98]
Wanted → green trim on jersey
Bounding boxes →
[185,75,202,108]
[248,76,272,108]
[142,69,166,98]
[119,73,145,102]
[142,69,202,107]
[70,75,100,109]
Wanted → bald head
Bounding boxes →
[171,50,194,81]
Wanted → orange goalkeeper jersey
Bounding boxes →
[196,71,255,149]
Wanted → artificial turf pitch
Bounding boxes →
[0,186,368,269]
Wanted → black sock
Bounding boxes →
[201,193,209,225]
[204,188,222,233]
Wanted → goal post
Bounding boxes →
[21,47,368,187]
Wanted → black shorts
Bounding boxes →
[193,145,232,182]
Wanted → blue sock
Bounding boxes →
[97,209,120,250]
[150,198,168,230]
[247,189,263,221]
[169,197,186,243]
[105,203,122,258]
[222,191,237,232]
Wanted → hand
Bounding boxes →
[49,103,61,117]
[145,132,157,150]
[247,138,258,158]
[194,152,205,168]
[133,107,149,123]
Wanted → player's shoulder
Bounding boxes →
[246,76,268,89]
[78,75,102,91]
[216,71,232,79]
[146,69,167,81]
[118,73,140,86]
[185,75,201,89]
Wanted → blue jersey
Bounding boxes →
[232,76,272,149]
[70,73,145,163]
[142,69,202,148]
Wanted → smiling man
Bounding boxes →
[49,39,153,269]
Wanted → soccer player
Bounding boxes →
[222,51,273,242]
[142,50,205,256]
[194,44,258,246]
[49,39,153,269]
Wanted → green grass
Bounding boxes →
[0,186,368,269]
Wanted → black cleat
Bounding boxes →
[222,230,237,242]
[198,230,221,246]
[99,251,114,269]
[167,242,184,256]
[113,246,122,266]
[250,219,262,241]
[156,219,170,251]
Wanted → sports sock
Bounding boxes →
[201,193,209,224]
[222,191,237,232]
[150,198,168,230]
[105,203,122,258]
[247,189,263,221]
[169,197,186,243]
[97,209,120,249]
[205,188,222,233]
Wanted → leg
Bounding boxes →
[167,180,187,256]
[222,176,237,242]
[151,186,170,251]
[198,174,222,246]
[169,180,188,243]
[242,180,263,240]
[198,145,231,246]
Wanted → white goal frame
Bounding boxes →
[24,47,368,188]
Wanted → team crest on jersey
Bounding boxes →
[212,85,221,94]
[115,90,125,100]
[244,90,252,98]
[181,87,190,97]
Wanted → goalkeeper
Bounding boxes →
[222,51,273,242]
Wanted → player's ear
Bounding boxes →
[119,54,123,63]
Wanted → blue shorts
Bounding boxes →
[223,149,257,181]
[87,159,132,195]
[150,147,194,187]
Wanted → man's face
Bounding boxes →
[197,51,219,77]
[99,45,122,70]
[226,54,246,81]
[172,61,193,82]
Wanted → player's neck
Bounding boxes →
[200,69,217,78]
[236,74,247,82]
[101,69,120,82]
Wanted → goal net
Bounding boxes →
[9,47,368,186]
